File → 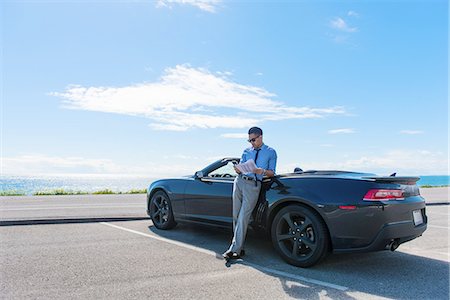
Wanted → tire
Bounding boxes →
[149,191,177,230]
[271,205,329,267]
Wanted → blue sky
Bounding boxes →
[2,0,448,178]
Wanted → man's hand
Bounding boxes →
[255,168,264,175]
[233,165,241,174]
[255,168,274,177]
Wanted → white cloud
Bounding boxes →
[217,70,233,76]
[281,150,448,175]
[400,130,424,135]
[5,150,447,178]
[330,17,358,32]
[221,133,248,139]
[2,154,124,176]
[1,154,203,177]
[162,154,201,160]
[157,0,221,13]
[328,128,355,134]
[347,11,360,18]
[52,65,346,131]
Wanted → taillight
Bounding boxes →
[339,205,357,210]
[363,189,404,201]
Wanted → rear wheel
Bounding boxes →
[149,191,176,230]
[271,205,329,267]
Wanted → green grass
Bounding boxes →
[92,188,147,194]
[1,188,148,196]
[33,189,89,196]
[0,190,27,196]
[420,185,449,188]
[92,189,115,194]
[126,188,147,194]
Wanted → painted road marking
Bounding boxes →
[0,204,143,211]
[100,222,349,291]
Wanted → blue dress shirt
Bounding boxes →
[240,143,277,181]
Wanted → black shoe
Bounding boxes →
[222,251,240,260]
[222,251,233,259]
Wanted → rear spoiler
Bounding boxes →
[362,176,420,185]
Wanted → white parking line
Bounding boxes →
[0,204,143,211]
[100,222,349,291]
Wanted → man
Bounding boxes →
[223,126,277,260]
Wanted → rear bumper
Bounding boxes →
[333,218,427,253]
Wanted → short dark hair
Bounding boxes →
[248,127,263,136]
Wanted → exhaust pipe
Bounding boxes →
[388,240,399,251]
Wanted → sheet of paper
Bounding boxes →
[236,159,257,174]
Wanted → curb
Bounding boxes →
[0,216,150,227]
[425,202,449,206]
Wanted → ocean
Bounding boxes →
[416,175,450,186]
[0,175,448,196]
[0,175,157,195]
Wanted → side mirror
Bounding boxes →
[195,171,204,179]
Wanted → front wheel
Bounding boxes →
[271,205,329,267]
[149,191,177,230]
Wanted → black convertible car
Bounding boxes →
[147,158,427,267]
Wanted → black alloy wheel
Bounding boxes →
[271,205,329,267]
[149,191,176,230]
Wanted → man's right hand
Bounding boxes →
[233,165,241,174]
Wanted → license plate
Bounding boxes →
[413,210,423,226]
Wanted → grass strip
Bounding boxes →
[420,185,449,188]
[92,189,115,195]
[0,190,27,196]
[26,188,148,196]
[33,189,89,196]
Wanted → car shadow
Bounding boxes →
[147,223,449,300]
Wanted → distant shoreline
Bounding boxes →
[0,188,147,197]
[1,187,447,204]
[1,174,448,196]
[419,185,449,188]
[1,185,448,197]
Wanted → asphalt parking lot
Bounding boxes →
[1,194,449,299]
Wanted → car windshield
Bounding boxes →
[208,161,237,178]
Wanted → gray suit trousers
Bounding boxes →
[227,176,261,253]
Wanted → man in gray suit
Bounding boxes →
[223,127,277,260]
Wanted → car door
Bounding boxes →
[184,161,237,226]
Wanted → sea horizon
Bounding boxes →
[1,174,449,196]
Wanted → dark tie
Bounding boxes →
[254,148,261,183]
[254,148,261,165]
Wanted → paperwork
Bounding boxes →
[235,159,257,174]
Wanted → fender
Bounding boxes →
[265,196,329,231]
[147,178,188,216]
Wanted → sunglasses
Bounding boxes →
[247,135,260,143]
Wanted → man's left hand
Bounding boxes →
[255,168,264,175]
